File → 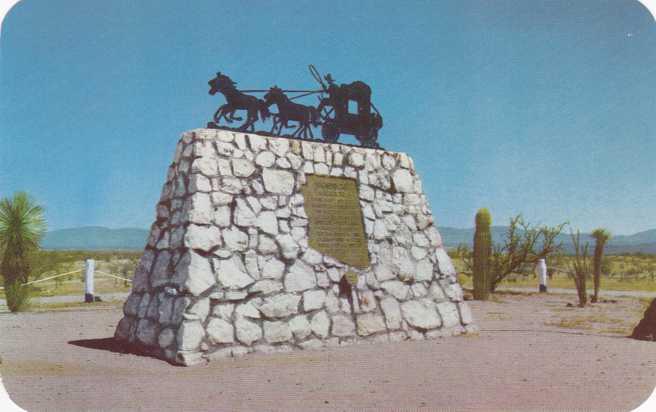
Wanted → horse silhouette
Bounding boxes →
[263,86,319,139]
[208,73,269,132]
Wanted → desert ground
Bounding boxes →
[1,291,655,411]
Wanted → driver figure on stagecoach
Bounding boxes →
[318,73,346,118]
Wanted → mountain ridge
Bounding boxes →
[438,226,656,254]
[42,226,656,254]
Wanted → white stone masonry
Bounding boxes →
[114,129,475,365]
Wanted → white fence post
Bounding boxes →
[536,258,547,293]
[84,259,95,303]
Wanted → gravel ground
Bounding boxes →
[1,292,655,411]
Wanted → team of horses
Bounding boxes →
[208,73,319,139]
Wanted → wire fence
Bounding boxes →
[95,270,132,282]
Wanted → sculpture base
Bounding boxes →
[114,129,474,365]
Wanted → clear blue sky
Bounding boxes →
[1,0,654,235]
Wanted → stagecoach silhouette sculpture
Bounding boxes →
[207,65,383,148]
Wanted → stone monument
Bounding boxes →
[114,129,475,365]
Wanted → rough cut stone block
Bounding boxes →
[258,294,301,318]
[263,169,294,194]
[289,315,312,340]
[216,255,254,289]
[435,247,456,277]
[381,280,410,301]
[299,339,325,350]
[331,315,356,337]
[184,224,221,251]
[264,321,292,343]
[284,261,316,292]
[380,297,402,330]
[177,320,205,351]
[356,313,387,336]
[132,250,155,292]
[401,301,442,330]
[235,318,262,346]
[158,327,176,349]
[302,289,326,311]
[185,297,210,322]
[175,251,215,296]
[277,234,300,259]
[311,310,331,338]
[436,301,460,328]
[136,319,158,346]
[458,301,474,325]
[207,318,234,344]
[115,317,133,341]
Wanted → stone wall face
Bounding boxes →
[114,129,474,365]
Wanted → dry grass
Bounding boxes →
[543,298,651,335]
[26,300,124,312]
[453,254,656,292]
[483,311,511,321]
[546,317,595,330]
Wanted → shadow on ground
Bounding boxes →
[68,337,129,354]
[67,337,178,365]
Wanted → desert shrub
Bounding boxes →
[461,214,566,292]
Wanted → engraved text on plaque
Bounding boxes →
[301,175,370,268]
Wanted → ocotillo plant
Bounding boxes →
[473,208,492,300]
[590,228,611,303]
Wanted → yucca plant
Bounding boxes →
[569,230,590,307]
[590,228,611,303]
[0,192,47,312]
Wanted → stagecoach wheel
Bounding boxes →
[319,105,335,122]
[322,123,339,143]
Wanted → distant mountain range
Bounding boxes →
[438,227,656,254]
[42,226,656,254]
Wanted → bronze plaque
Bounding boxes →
[302,175,370,268]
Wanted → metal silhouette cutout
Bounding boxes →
[263,86,320,139]
[208,72,270,132]
[207,65,383,148]
[311,66,383,148]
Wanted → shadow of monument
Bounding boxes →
[68,337,176,364]
[68,337,129,353]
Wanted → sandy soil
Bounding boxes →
[1,292,655,411]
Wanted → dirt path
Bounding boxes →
[1,292,655,411]
[498,286,656,299]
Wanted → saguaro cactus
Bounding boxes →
[590,228,611,303]
[473,208,492,300]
